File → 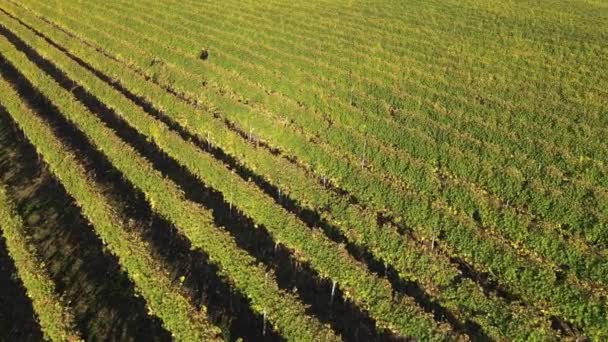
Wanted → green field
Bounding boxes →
[0,0,606,340]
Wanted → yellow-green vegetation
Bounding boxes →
[0,56,223,342]
[0,184,81,341]
[0,26,337,342]
[0,0,606,340]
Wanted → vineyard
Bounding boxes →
[0,0,606,341]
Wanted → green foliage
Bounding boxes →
[0,11,445,339]
[0,25,339,342]
[1,0,607,340]
[0,184,81,342]
[0,38,224,342]
[0,5,558,339]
